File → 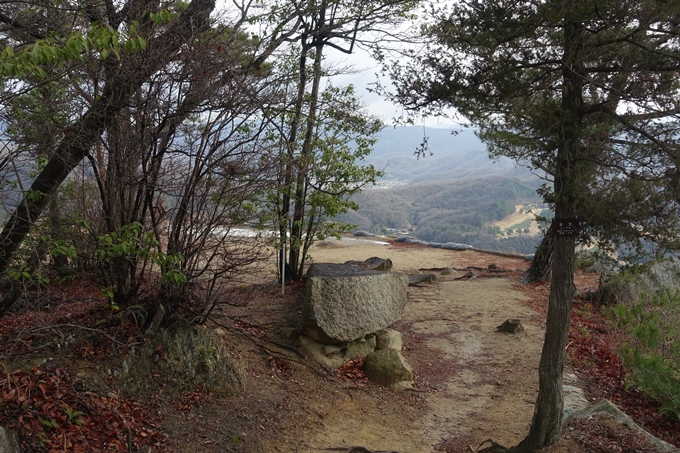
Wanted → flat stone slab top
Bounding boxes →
[299,263,409,344]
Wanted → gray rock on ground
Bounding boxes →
[364,348,413,387]
[563,384,589,417]
[440,267,454,275]
[375,328,403,351]
[353,230,376,237]
[0,426,20,453]
[568,400,680,453]
[395,236,412,242]
[441,242,473,251]
[496,319,524,334]
[364,257,392,271]
[299,263,408,344]
[601,259,680,305]
[344,257,392,271]
[408,273,437,286]
[299,334,377,369]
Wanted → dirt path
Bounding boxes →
[297,238,544,451]
[161,236,555,452]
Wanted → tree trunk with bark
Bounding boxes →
[523,230,554,284]
[512,5,583,450]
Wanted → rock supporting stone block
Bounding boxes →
[375,328,403,351]
[364,348,413,387]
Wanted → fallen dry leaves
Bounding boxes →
[0,366,168,452]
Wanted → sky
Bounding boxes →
[325,43,460,129]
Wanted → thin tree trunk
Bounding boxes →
[290,40,324,278]
[512,4,582,450]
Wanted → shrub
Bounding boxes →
[611,288,680,419]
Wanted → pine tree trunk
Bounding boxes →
[523,230,554,284]
[512,4,582,450]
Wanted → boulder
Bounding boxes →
[496,318,524,334]
[344,334,377,360]
[299,334,377,369]
[299,263,408,344]
[353,230,375,237]
[364,348,413,387]
[364,257,393,271]
[0,427,19,453]
[375,328,403,351]
[344,260,370,269]
[563,384,589,417]
[441,242,473,251]
[395,235,412,242]
[440,267,454,275]
[299,335,345,368]
[567,400,680,453]
[408,273,437,286]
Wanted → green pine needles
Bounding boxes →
[611,288,680,419]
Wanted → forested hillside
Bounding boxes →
[339,177,544,253]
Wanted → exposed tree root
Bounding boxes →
[468,438,510,453]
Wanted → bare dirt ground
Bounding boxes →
[299,238,542,451]
[160,237,551,452]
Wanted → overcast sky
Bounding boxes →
[325,43,460,129]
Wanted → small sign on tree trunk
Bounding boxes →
[551,218,579,237]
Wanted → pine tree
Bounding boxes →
[386,0,680,450]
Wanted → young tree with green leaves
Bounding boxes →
[266,82,383,278]
[259,0,417,279]
[386,0,680,450]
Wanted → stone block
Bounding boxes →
[299,263,408,344]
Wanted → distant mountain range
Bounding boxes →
[340,126,547,254]
[365,126,538,185]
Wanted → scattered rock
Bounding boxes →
[567,400,680,453]
[299,334,378,368]
[441,242,473,251]
[440,267,454,275]
[563,384,589,417]
[299,263,408,344]
[375,328,403,351]
[496,319,524,334]
[394,235,412,242]
[0,427,19,453]
[344,334,377,360]
[364,257,393,271]
[408,273,437,286]
[344,260,370,269]
[353,230,375,237]
[364,348,413,387]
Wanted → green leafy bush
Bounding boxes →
[611,288,680,419]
